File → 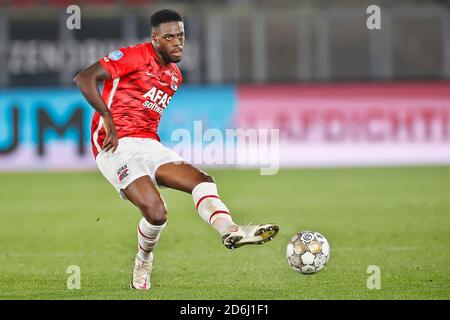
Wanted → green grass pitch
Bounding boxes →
[0,166,449,300]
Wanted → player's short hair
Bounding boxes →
[151,9,183,29]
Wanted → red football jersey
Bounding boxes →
[91,42,183,158]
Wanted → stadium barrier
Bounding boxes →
[0,82,449,171]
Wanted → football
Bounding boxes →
[286,231,330,274]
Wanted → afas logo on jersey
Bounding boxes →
[142,86,172,114]
[107,50,124,61]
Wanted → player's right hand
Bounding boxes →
[102,113,118,153]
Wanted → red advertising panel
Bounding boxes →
[237,82,450,167]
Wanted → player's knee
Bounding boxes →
[140,201,167,226]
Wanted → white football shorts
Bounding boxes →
[95,137,184,199]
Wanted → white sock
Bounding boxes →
[137,218,167,262]
[192,182,236,235]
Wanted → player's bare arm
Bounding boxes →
[74,62,118,153]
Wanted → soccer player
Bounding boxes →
[74,9,279,290]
